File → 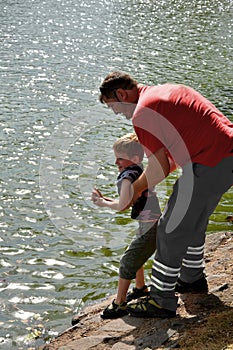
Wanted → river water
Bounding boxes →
[0,0,232,348]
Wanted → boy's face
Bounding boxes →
[114,151,136,173]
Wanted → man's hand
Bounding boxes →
[131,148,170,205]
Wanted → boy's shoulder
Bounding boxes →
[117,164,143,181]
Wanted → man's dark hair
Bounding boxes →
[99,71,137,103]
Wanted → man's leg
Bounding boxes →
[178,158,233,286]
[175,241,208,293]
[127,156,233,316]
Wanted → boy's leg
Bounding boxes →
[135,266,146,289]
[116,221,156,304]
[101,223,157,319]
[126,266,150,302]
[119,221,157,281]
[109,267,148,308]
[115,278,131,304]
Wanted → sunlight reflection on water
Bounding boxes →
[0,0,232,347]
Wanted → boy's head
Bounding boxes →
[113,133,144,173]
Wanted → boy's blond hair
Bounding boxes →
[113,133,144,162]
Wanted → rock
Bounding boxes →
[40,231,233,350]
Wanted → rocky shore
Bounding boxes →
[40,231,233,350]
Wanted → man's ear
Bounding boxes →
[115,88,128,102]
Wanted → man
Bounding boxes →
[99,71,233,318]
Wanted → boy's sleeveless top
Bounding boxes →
[117,164,161,221]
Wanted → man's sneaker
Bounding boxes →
[126,285,150,302]
[175,276,208,294]
[101,299,128,319]
[127,297,176,318]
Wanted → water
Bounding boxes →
[0,0,232,348]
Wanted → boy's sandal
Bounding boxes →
[126,284,150,302]
[101,299,128,319]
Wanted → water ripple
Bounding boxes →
[0,0,232,348]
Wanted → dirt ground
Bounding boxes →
[40,231,233,350]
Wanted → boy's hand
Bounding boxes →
[94,187,103,198]
[91,188,102,203]
[92,189,108,207]
[92,188,113,207]
[92,196,107,207]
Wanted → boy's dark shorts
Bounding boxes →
[119,221,157,280]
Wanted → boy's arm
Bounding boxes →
[117,178,133,211]
[92,188,120,210]
[93,196,120,210]
[92,179,132,212]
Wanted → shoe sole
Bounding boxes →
[101,311,128,320]
[175,278,208,294]
[175,287,208,294]
[127,309,175,319]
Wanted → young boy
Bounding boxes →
[92,133,161,319]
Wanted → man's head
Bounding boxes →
[113,133,144,173]
[99,71,139,119]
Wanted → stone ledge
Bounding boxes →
[40,231,233,350]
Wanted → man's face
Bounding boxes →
[103,97,136,120]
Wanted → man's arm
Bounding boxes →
[132,148,170,203]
